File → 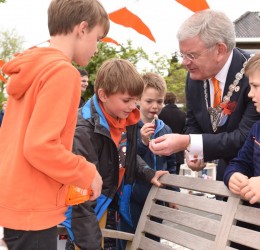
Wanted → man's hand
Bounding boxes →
[185,150,205,171]
[89,170,103,201]
[228,172,248,195]
[240,176,260,204]
[150,170,169,187]
[149,134,189,156]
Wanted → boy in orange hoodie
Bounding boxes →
[0,0,109,249]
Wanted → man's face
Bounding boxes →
[81,75,89,93]
[248,71,260,113]
[179,36,219,81]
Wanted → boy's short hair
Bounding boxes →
[94,58,144,98]
[142,72,167,96]
[245,53,260,77]
[48,0,109,37]
[164,92,176,105]
[78,68,89,77]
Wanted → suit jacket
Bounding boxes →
[184,48,260,180]
[159,104,186,164]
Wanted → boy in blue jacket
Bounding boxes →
[224,53,260,206]
[118,72,177,249]
[63,59,168,250]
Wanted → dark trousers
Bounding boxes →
[3,226,57,250]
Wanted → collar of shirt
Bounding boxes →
[209,50,233,106]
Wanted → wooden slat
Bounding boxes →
[225,246,237,250]
[143,220,214,250]
[228,225,260,249]
[57,226,133,243]
[138,236,173,250]
[58,174,260,250]
[213,197,240,249]
[235,204,260,225]
[155,188,226,215]
[149,203,220,236]
[131,185,159,250]
[159,174,235,197]
[102,228,134,241]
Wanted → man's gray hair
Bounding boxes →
[177,9,236,51]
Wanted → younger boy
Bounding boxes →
[118,72,177,248]
[224,53,260,206]
[64,59,168,249]
[0,0,109,249]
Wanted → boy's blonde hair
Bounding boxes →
[245,53,260,77]
[94,58,144,98]
[48,0,109,37]
[142,72,167,96]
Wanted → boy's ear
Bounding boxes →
[78,21,89,36]
[97,88,108,102]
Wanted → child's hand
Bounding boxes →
[228,172,248,195]
[169,202,179,210]
[150,170,169,187]
[140,123,155,145]
[89,170,103,201]
[240,176,260,204]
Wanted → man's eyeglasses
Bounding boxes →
[178,48,210,61]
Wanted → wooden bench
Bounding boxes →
[58,174,260,250]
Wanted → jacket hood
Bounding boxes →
[2,47,70,100]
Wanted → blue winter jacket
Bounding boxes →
[131,119,177,205]
[62,95,155,248]
[224,120,260,208]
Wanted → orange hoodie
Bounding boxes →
[0,47,96,230]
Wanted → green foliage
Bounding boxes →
[80,40,168,100]
[165,53,187,105]
[78,40,187,104]
[118,40,149,65]
[0,0,6,3]
[0,29,24,103]
[0,29,24,61]
[147,52,169,76]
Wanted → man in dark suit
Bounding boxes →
[149,9,260,183]
[159,92,186,174]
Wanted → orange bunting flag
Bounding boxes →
[109,7,156,42]
[102,37,120,46]
[176,0,209,12]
